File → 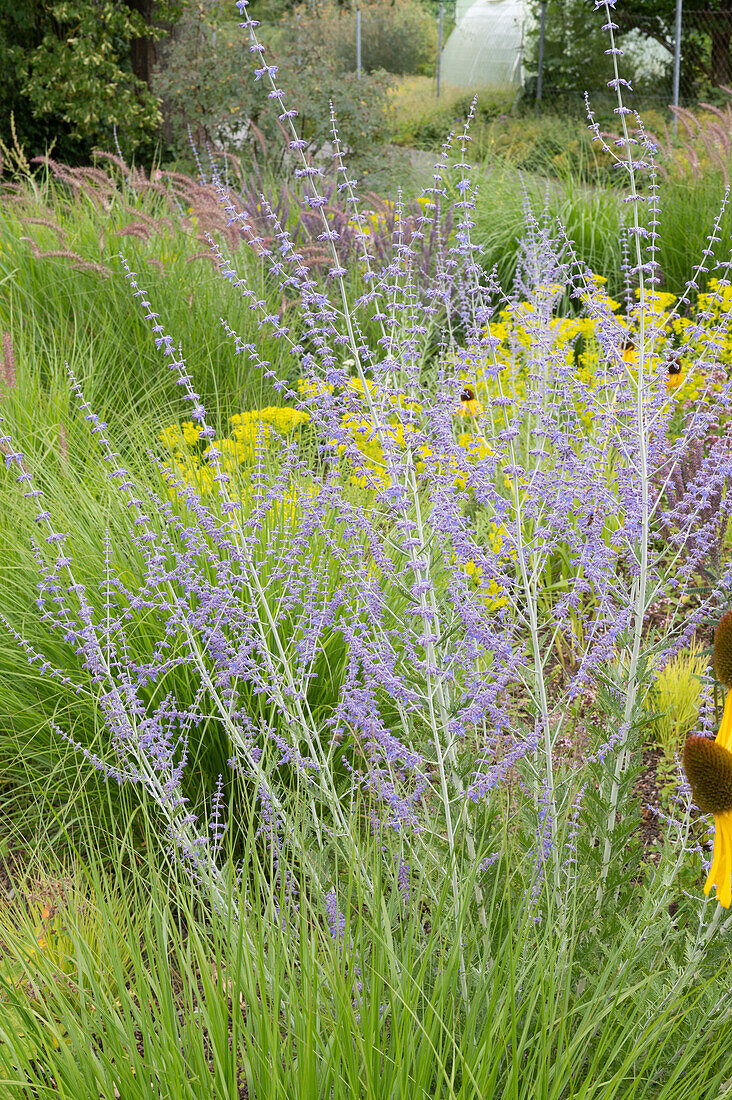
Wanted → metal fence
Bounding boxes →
[337,2,732,112]
[532,5,732,111]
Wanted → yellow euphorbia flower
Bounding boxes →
[178,422,201,445]
[159,425,192,450]
[456,555,510,610]
[231,407,309,434]
[297,378,334,399]
[206,437,251,471]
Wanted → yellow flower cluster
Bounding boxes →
[297,374,430,490]
[158,406,311,497]
[328,408,492,493]
[297,378,334,400]
[452,280,732,435]
[457,523,515,611]
[159,421,202,451]
[298,369,500,493]
[158,421,214,494]
[230,407,310,435]
[159,276,730,535]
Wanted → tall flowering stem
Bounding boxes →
[232,0,487,976]
[590,1,653,906]
[10,1,732,999]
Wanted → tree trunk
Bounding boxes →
[125,0,157,88]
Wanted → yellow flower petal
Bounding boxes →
[705,810,732,908]
[717,689,732,753]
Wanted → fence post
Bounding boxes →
[437,2,444,98]
[672,0,683,131]
[356,7,362,79]
[536,0,547,105]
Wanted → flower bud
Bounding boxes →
[684,735,732,815]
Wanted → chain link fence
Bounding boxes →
[271,2,732,118]
[433,2,732,113]
[587,8,729,108]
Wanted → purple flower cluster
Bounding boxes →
[6,0,732,929]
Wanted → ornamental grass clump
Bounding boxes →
[5,5,732,1085]
[651,639,706,780]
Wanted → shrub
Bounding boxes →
[281,0,437,77]
[277,61,394,155]
[5,4,732,1093]
[14,0,163,157]
[154,0,394,160]
[153,0,270,157]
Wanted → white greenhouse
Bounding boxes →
[441,0,526,91]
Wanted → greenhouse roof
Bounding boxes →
[442,0,525,90]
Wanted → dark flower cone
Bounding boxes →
[714,610,732,688]
[684,735,732,815]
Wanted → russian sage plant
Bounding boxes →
[5,0,732,997]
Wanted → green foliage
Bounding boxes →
[470,168,627,294]
[13,0,163,155]
[0,173,290,419]
[474,111,619,182]
[615,0,732,94]
[155,0,394,162]
[525,0,732,103]
[469,142,732,297]
[0,0,81,162]
[153,0,268,156]
[389,80,629,188]
[0,163,369,839]
[280,63,394,156]
[270,36,395,158]
[352,0,437,77]
[1,794,731,1098]
[524,0,614,99]
[269,5,400,155]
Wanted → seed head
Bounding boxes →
[714,610,732,688]
[683,735,732,815]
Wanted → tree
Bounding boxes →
[525,0,614,100]
[615,0,732,92]
[0,0,176,164]
[0,1,69,160]
[526,0,732,105]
